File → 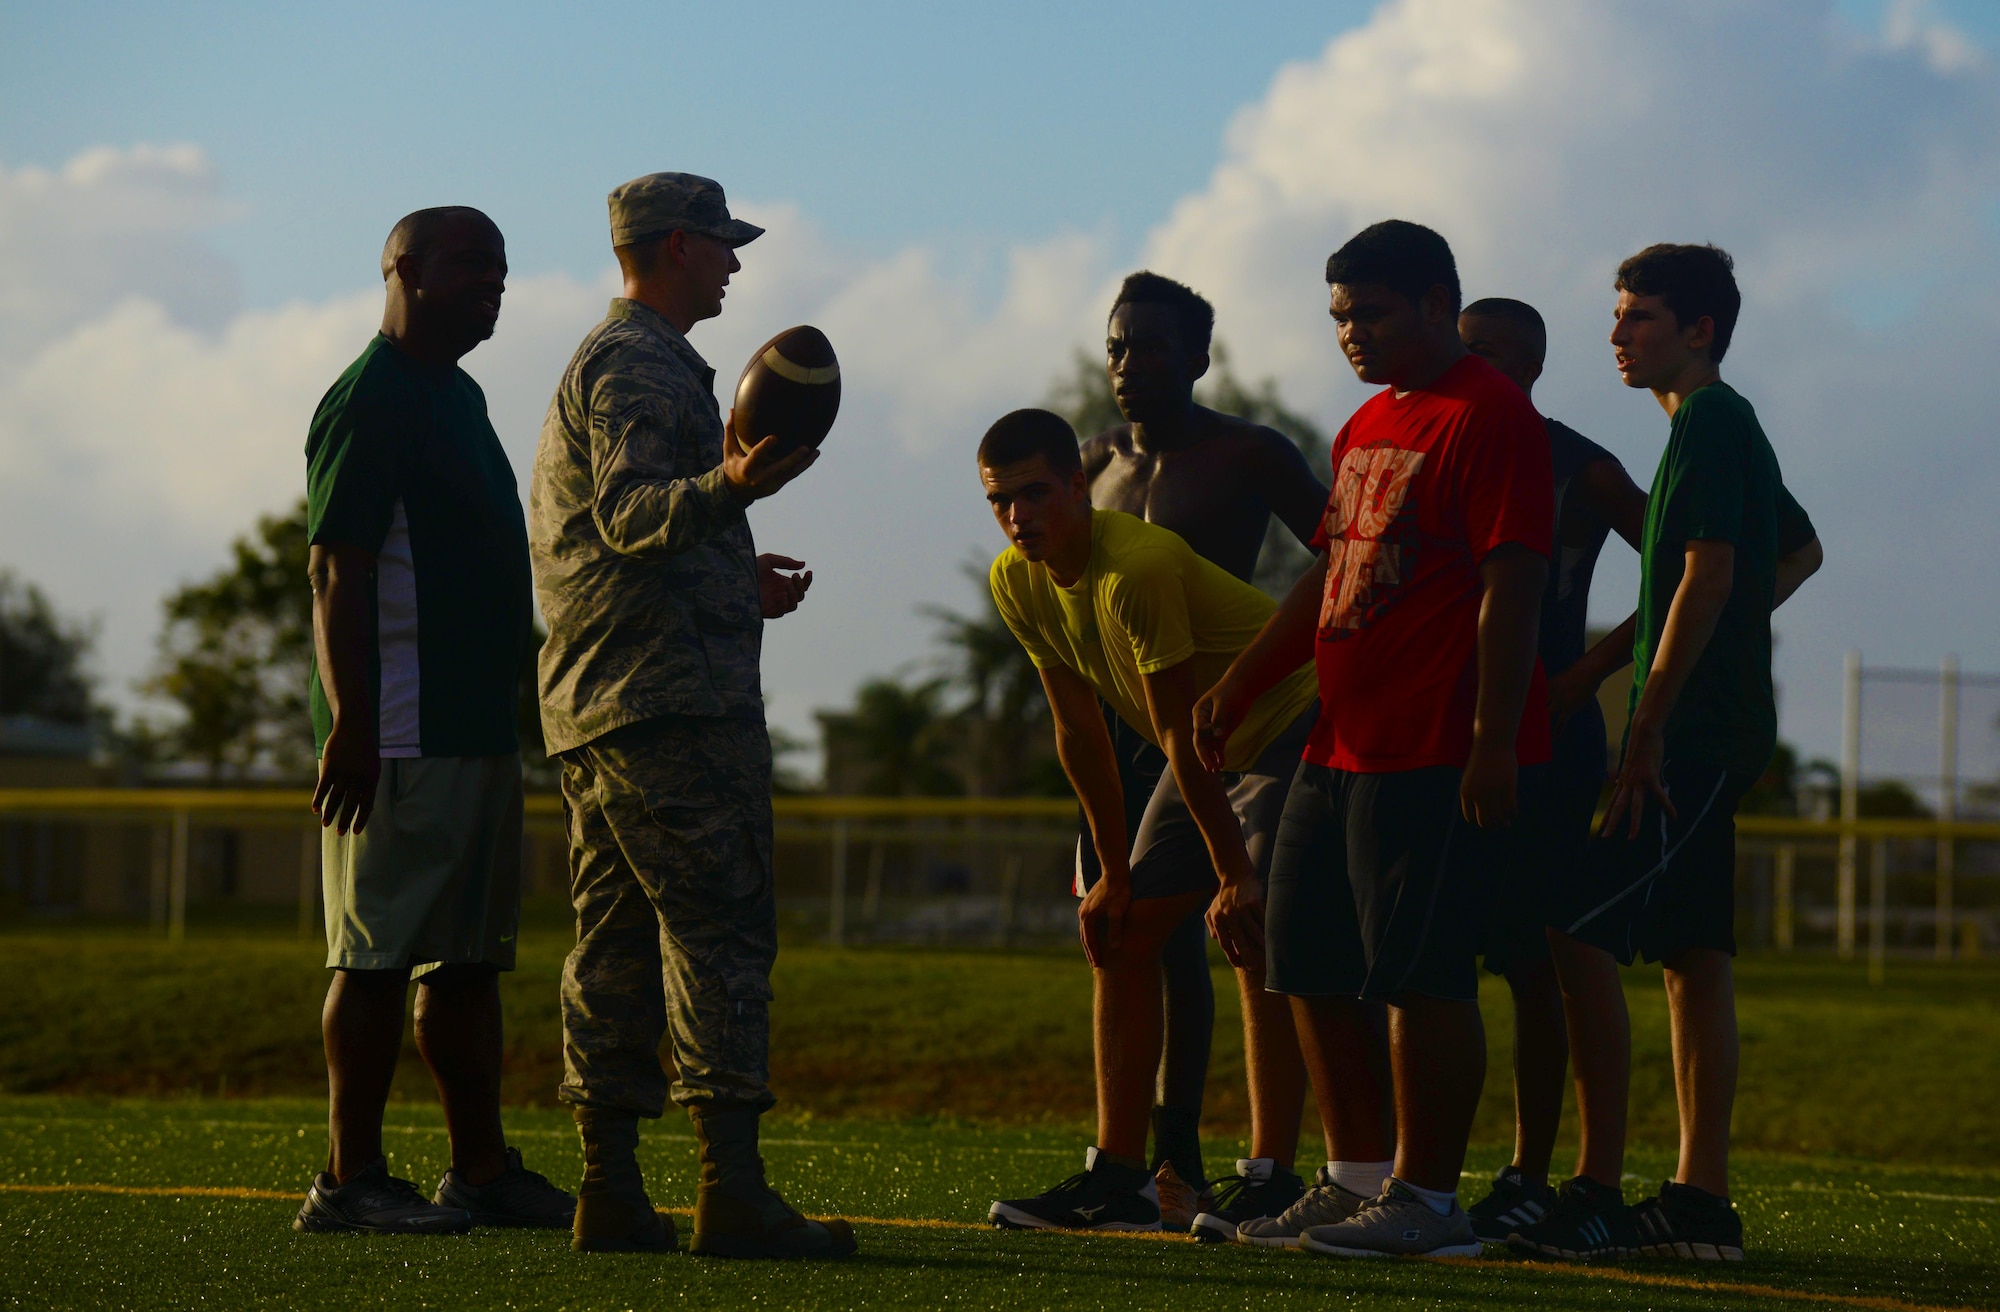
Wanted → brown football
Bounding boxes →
[732,325,840,458]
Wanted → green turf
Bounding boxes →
[3,927,1997,1164]
[1,1096,1995,1311]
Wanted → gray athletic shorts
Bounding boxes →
[1075,704,1318,901]
[321,753,523,975]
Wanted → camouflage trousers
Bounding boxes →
[557,715,777,1116]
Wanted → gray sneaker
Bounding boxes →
[1233,1167,1372,1247]
[295,1157,472,1235]
[1297,1180,1482,1258]
[434,1147,577,1229]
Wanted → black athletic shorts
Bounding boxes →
[1076,701,1166,892]
[1482,711,1604,975]
[1265,763,1506,1003]
[1560,757,1747,965]
[1076,706,1318,902]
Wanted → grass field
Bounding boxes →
[2,1098,1995,1311]
[2,925,1997,1309]
[4,923,1998,1162]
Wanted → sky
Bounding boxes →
[3,0,1998,778]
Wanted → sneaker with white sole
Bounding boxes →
[1630,1181,1744,1261]
[1505,1175,1635,1262]
[1297,1180,1482,1258]
[989,1147,1161,1232]
[295,1157,472,1235]
[1233,1166,1371,1247]
[1466,1165,1555,1244]
[1190,1158,1306,1244]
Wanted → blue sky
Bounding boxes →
[4,0,1985,304]
[3,0,1998,774]
[2,1,1372,304]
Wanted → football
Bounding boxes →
[731,325,841,458]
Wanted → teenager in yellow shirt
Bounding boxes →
[977,408,1318,1233]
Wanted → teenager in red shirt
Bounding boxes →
[1196,221,1551,1258]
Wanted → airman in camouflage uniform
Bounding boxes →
[531,173,848,1258]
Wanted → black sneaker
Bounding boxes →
[1630,1181,1745,1261]
[1505,1176,1635,1262]
[988,1147,1161,1231]
[295,1157,472,1235]
[1467,1165,1556,1244]
[1190,1158,1306,1243]
[434,1146,577,1229]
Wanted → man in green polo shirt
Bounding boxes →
[295,206,573,1236]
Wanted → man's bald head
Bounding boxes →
[1459,296,1547,395]
[381,206,499,282]
[376,206,507,365]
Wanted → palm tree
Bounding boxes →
[819,676,962,797]
[924,564,1051,797]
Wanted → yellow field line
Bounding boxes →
[0,1182,306,1202]
[1,1183,1986,1311]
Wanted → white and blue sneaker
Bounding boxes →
[1466,1165,1555,1244]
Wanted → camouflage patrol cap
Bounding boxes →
[608,172,764,249]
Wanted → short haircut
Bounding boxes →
[977,408,1081,475]
[381,206,496,281]
[1324,220,1460,313]
[1615,243,1741,363]
[1109,270,1215,354]
[616,233,672,278]
[1461,296,1548,365]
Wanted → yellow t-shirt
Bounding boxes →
[988,509,1318,771]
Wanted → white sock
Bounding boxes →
[1393,1176,1457,1216]
[1329,1159,1393,1197]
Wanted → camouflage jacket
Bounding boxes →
[530,299,762,754]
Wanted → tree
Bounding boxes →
[147,499,556,786]
[0,570,98,724]
[1042,341,1331,598]
[146,501,314,780]
[818,677,963,797]
[923,561,1060,797]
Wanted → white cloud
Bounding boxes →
[1134,0,2000,761]
[5,0,1999,769]
[0,166,1110,753]
[0,145,240,367]
[1885,0,1983,73]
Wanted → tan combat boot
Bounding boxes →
[687,1101,856,1259]
[571,1107,677,1253]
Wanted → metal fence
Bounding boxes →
[0,789,1084,948]
[0,790,1995,972]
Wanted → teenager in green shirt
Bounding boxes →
[1512,245,1823,1264]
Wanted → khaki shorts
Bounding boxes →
[321,754,523,975]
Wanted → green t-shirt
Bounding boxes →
[305,335,532,758]
[1629,383,1816,778]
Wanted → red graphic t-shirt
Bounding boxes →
[1303,353,1554,773]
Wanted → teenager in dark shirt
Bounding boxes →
[1454,298,1646,1244]
[1513,244,1823,1265]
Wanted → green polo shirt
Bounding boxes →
[306,335,532,758]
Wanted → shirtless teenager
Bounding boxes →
[1074,272,1329,1236]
